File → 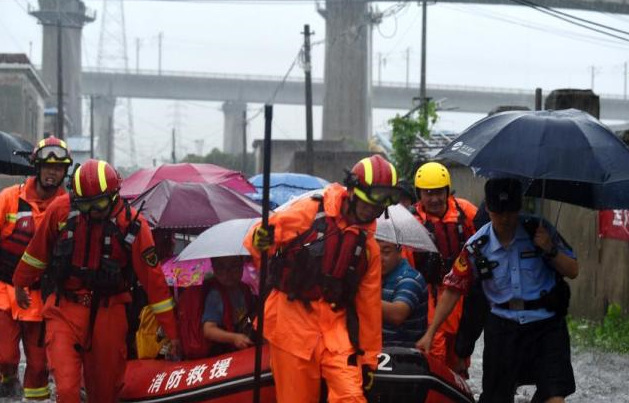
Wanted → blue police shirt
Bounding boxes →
[466,215,575,324]
[382,258,428,344]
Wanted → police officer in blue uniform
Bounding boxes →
[416,177,578,403]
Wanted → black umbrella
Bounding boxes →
[437,109,629,209]
[0,131,34,176]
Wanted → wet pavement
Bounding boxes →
[3,339,629,402]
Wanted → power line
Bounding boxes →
[246,48,302,124]
[443,4,629,50]
[513,0,629,37]
[510,0,629,43]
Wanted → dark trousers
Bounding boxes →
[479,313,575,403]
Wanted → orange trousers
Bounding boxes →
[44,297,128,403]
[0,309,49,399]
[269,340,365,403]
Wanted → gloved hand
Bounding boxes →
[15,287,31,309]
[253,225,275,252]
[166,338,182,362]
[362,365,375,393]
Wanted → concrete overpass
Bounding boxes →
[82,67,629,117]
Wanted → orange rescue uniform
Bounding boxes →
[412,196,477,371]
[0,177,64,399]
[13,194,178,403]
[245,184,382,403]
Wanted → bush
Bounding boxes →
[568,303,629,354]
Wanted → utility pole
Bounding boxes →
[378,52,382,86]
[405,47,410,88]
[158,32,163,75]
[535,88,542,111]
[90,96,94,158]
[171,128,176,163]
[242,110,247,173]
[590,65,596,90]
[56,17,64,140]
[302,24,314,175]
[136,38,140,73]
[420,0,428,124]
[622,62,627,101]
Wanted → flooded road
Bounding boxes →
[468,336,629,402]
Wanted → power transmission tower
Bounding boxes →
[96,0,138,167]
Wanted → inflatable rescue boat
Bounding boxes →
[119,344,473,402]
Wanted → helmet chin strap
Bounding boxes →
[347,193,380,225]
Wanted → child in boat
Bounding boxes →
[202,255,255,354]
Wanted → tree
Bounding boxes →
[389,100,438,181]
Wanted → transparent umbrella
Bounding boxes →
[175,218,260,261]
[376,205,437,252]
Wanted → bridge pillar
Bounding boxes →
[92,95,116,163]
[321,0,372,146]
[31,0,95,137]
[222,101,247,155]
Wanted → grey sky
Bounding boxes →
[1,0,628,167]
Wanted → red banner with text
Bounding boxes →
[599,210,629,241]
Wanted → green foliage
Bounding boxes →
[388,101,439,181]
[567,303,629,354]
[183,148,255,176]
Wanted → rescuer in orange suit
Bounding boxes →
[410,162,477,376]
[13,159,181,403]
[0,136,72,400]
[246,155,403,403]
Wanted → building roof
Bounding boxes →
[0,54,30,64]
[0,53,50,98]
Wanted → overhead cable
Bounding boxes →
[510,0,629,43]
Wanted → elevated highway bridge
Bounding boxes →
[82,68,629,119]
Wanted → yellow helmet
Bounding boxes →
[414,162,451,190]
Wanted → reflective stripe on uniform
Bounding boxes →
[16,211,33,219]
[150,297,175,314]
[24,385,50,398]
[5,213,16,223]
[74,165,83,196]
[21,252,47,270]
[97,160,108,192]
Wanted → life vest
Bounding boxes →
[412,199,474,286]
[269,195,368,309]
[177,279,255,360]
[269,195,369,355]
[0,199,35,285]
[44,203,142,351]
[46,203,141,300]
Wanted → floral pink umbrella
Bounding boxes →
[162,257,259,294]
[121,163,255,200]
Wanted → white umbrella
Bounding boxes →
[376,204,437,253]
[175,218,260,261]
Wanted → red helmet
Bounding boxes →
[72,159,121,200]
[31,136,73,165]
[348,155,401,206]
